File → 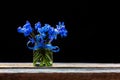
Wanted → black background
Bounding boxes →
[0,1,119,63]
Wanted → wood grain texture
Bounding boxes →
[1,63,120,80]
[1,73,120,80]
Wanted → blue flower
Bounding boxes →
[37,28,46,38]
[17,20,68,53]
[56,22,68,37]
[56,22,64,29]
[35,22,41,30]
[48,27,59,42]
[59,27,68,37]
[17,21,32,37]
[42,24,51,32]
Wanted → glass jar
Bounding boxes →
[33,48,53,67]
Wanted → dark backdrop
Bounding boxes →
[0,1,118,63]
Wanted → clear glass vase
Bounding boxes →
[33,48,53,67]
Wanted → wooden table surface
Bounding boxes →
[1,62,120,67]
[1,63,120,73]
[1,63,120,80]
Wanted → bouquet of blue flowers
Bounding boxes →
[17,21,68,66]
